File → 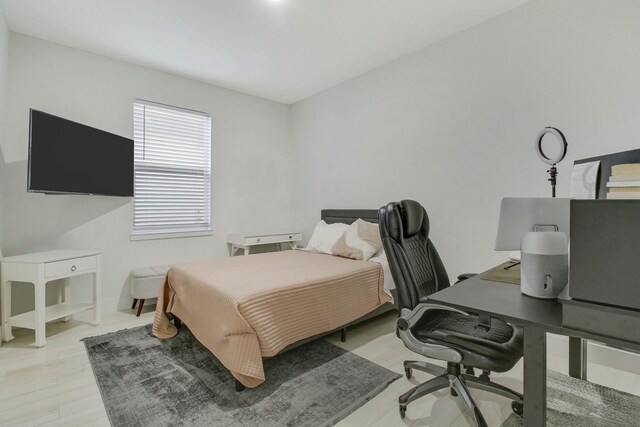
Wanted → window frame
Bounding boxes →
[130,99,212,240]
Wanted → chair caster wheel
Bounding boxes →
[404,367,412,379]
[511,401,523,417]
[399,406,407,419]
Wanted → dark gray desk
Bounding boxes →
[429,270,640,427]
[428,274,559,426]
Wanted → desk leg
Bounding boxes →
[34,281,47,348]
[1,277,14,342]
[60,278,72,321]
[523,325,546,427]
[569,337,587,380]
[244,246,250,256]
[92,263,101,326]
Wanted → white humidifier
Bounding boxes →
[520,231,568,299]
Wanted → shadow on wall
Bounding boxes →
[2,160,130,255]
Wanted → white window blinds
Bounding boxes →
[133,100,211,235]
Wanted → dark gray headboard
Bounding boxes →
[321,209,379,224]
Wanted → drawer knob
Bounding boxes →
[71,265,77,272]
[257,238,261,242]
[289,236,292,239]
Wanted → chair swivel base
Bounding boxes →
[399,361,523,427]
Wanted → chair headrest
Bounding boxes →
[399,200,429,237]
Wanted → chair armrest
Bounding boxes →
[396,303,467,364]
[397,303,469,332]
[456,273,477,283]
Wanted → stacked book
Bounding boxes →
[607,163,640,199]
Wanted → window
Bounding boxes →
[132,100,211,238]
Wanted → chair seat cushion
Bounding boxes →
[131,265,170,279]
[411,310,523,372]
[130,265,170,299]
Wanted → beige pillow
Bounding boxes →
[331,219,382,261]
[305,220,350,254]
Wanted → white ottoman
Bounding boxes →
[130,265,170,316]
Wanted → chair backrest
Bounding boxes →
[378,200,450,311]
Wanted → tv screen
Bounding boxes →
[28,109,134,196]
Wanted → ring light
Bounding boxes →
[535,127,568,197]
[536,127,567,166]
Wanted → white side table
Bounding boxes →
[1,250,101,347]
[226,231,302,256]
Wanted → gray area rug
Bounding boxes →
[502,369,640,426]
[83,324,400,427]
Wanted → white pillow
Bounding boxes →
[331,219,382,261]
[305,220,350,254]
[369,249,396,293]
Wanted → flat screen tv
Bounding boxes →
[28,109,134,196]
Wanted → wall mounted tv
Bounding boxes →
[28,109,134,196]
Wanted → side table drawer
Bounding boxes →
[244,233,302,245]
[45,256,97,279]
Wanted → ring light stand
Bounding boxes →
[535,127,567,197]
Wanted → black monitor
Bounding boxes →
[28,109,133,197]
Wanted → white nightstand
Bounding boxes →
[1,250,101,347]
[226,231,302,256]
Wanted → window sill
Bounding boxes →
[130,229,213,241]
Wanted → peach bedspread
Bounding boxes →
[152,250,389,388]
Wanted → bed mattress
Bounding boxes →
[152,249,390,388]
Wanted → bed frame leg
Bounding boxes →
[341,327,347,342]
[235,379,246,392]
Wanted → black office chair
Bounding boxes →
[378,200,524,426]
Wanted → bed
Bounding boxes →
[152,209,396,389]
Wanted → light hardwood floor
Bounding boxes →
[1,308,639,427]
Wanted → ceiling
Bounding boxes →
[2,0,529,104]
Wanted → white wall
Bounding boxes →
[3,0,640,321]
[0,3,9,256]
[291,0,640,280]
[2,33,292,313]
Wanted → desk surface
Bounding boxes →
[430,268,640,352]
[0,250,101,264]
[429,272,563,332]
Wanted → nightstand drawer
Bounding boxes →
[244,233,302,245]
[45,256,97,279]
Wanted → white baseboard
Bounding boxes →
[548,333,640,376]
